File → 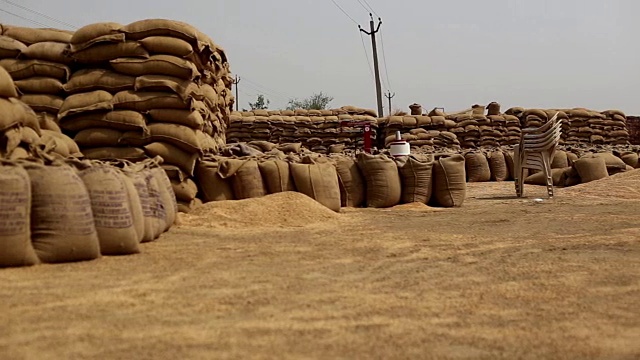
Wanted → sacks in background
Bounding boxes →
[394,154,434,204]
[574,156,609,183]
[150,165,178,231]
[432,154,466,207]
[333,155,365,207]
[0,163,39,267]
[465,152,491,182]
[218,158,267,199]
[357,153,401,208]
[195,159,234,202]
[290,161,341,212]
[258,158,296,194]
[488,151,509,181]
[23,162,101,263]
[0,65,18,98]
[524,167,572,186]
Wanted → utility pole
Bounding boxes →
[231,75,241,111]
[359,14,383,118]
[384,91,395,117]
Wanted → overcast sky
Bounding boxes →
[2,0,638,115]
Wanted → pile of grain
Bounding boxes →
[560,169,640,200]
[178,191,341,229]
[226,107,378,154]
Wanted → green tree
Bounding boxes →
[248,94,270,110]
[286,92,334,110]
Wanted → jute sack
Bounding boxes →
[0,59,70,81]
[432,154,466,208]
[146,109,204,130]
[59,110,147,133]
[83,147,147,161]
[14,77,64,95]
[465,152,491,182]
[620,152,639,168]
[69,22,125,52]
[110,55,199,80]
[524,167,572,186]
[258,158,296,194]
[134,74,201,101]
[70,41,149,62]
[39,130,83,158]
[112,90,192,112]
[74,128,124,148]
[178,198,203,214]
[0,35,27,59]
[551,150,569,169]
[488,151,509,181]
[139,36,194,57]
[394,154,434,204]
[290,161,341,212]
[37,112,62,132]
[574,156,609,183]
[63,68,135,94]
[58,90,114,120]
[0,98,39,132]
[357,153,401,208]
[195,159,235,202]
[504,151,515,180]
[594,152,628,175]
[0,65,18,98]
[20,42,72,65]
[0,162,39,267]
[147,123,202,154]
[144,142,198,176]
[122,167,163,242]
[218,158,267,199]
[76,163,140,255]
[150,164,178,232]
[3,26,72,45]
[171,177,198,202]
[118,170,145,243]
[122,19,206,48]
[19,94,64,114]
[332,155,365,207]
[23,162,101,263]
[566,151,579,165]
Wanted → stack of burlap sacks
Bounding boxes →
[448,102,521,148]
[52,20,231,211]
[507,107,630,146]
[0,25,74,136]
[628,116,640,145]
[0,155,178,269]
[379,108,461,150]
[226,106,378,153]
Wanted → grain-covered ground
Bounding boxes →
[2,171,640,359]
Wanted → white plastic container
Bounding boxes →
[389,131,410,157]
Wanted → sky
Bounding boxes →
[1,0,639,116]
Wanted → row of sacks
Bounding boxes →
[194,150,467,212]
[227,110,378,154]
[506,107,630,146]
[0,156,178,268]
[460,147,639,186]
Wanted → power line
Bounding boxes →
[329,0,359,25]
[0,7,49,28]
[360,0,380,17]
[359,32,375,81]
[242,81,289,103]
[355,0,370,13]
[242,77,292,100]
[0,0,77,29]
[379,27,392,91]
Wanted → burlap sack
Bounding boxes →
[258,158,296,194]
[551,150,569,169]
[3,26,72,45]
[134,75,200,101]
[69,22,125,52]
[594,152,628,175]
[112,90,192,112]
[195,159,235,202]
[123,168,164,242]
[39,130,82,158]
[122,19,206,50]
[171,178,198,202]
[71,41,149,62]
[74,128,124,148]
[119,171,145,243]
[0,35,27,59]
[63,69,135,94]
[110,55,199,80]
[147,123,202,154]
[394,154,434,204]
[77,164,140,255]
[146,109,204,130]
[178,198,203,214]
[0,65,18,98]
[14,77,64,95]
[574,156,609,183]
[83,147,147,161]
[332,155,365,208]
[144,142,198,176]
[150,165,178,232]
[19,94,63,114]
[465,152,491,182]
[218,158,267,199]
[20,42,72,64]
[59,110,148,133]
[0,163,39,267]
[58,90,114,120]
[566,151,579,165]
[357,153,401,208]
[524,167,571,186]
[0,59,70,81]
[620,152,639,168]
[432,154,466,208]
[0,98,38,132]
[139,36,194,57]
[488,151,509,181]
[37,112,62,132]
[290,162,341,212]
[23,162,101,263]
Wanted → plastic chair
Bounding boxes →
[514,113,562,198]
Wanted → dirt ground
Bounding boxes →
[1,173,640,359]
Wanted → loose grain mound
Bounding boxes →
[560,169,640,200]
[178,191,340,229]
[388,202,444,212]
